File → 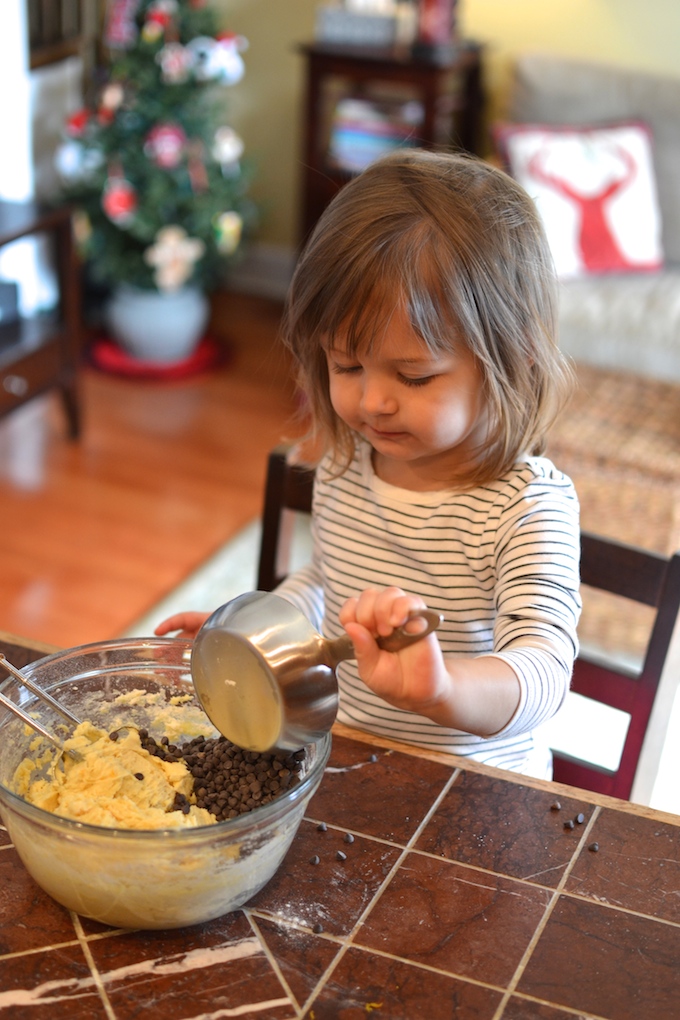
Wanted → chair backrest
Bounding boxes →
[257,443,680,800]
[552,533,680,799]
[257,444,315,592]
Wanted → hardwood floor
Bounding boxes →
[0,291,301,649]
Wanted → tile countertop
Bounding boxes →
[0,633,679,1020]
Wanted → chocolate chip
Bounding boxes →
[550,801,561,811]
[575,813,585,824]
[317,822,327,832]
[134,772,144,780]
[313,922,324,933]
[369,754,378,763]
[588,841,600,852]
[109,731,119,742]
[336,850,347,861]
[564,819,575,830]
[343,833,354,844]
[309,855,320,865]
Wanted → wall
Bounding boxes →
[214,0,317,259]
[215,0,680,268]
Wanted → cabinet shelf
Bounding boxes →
[297,41,485,242]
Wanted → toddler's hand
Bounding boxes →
[339,587,449,713]
[154,611,210,640]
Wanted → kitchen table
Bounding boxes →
[0,631,678,1019]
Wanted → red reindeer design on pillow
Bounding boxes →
[527,145,636,273]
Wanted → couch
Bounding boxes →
[501,53,680,383]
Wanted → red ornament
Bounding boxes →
[102,177,137,226]
[66,109,91,137]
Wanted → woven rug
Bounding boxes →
[546,364,680,666]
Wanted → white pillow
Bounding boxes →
[494,120,664,279]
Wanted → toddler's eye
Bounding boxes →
[399,374,434,387]
[331,363,361,375]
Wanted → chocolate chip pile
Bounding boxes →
[136,729,307,822]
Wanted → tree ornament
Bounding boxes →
[144,225,205,291]
[144,123,187,169]
[102,177,138,226]
[214,33,248,85]
[66,109,91,137]
[104,0,141,49]
[141,2,175,44]
[186,33,247,83]
[100,82,125,114]
[213,126,244,172]
[214,211,242,254]
[187,140,209,192]
[54,140,104,183]
[156,42,194,84]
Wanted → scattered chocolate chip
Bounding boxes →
[369,754,378,763]
[109,731,119,742]
[588,841,600,852]
[564,819,575,830]
[336,850,347,861]
[343,833,354,844]
[309,855,320,865]
[312,922,324,933]
[317,822,327,832]
[550,801,561,811]
[134,772,144,780]
[575,813,585,824]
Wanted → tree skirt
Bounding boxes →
[90,335,225,380]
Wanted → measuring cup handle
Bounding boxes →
[325,607,443,667]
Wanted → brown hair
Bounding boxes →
[281,148,573,487]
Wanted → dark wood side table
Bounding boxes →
[0,200,82,438]
[297,40,484,241]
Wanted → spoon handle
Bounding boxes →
[325,607,443,668]
[0,655,82,726]
[0,688,71,756]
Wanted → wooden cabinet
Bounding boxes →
[0,201,82,437]
[297,41,484,242]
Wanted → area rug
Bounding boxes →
[546,364,680,668]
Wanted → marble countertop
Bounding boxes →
[1,633,678,1019]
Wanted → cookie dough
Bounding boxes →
[13,721,215,829]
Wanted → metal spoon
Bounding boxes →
[0,655,83,762]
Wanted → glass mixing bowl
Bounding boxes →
[0,638,331,930]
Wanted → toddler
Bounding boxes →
[157,149,581,778]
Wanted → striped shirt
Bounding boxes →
[276,441,581,777]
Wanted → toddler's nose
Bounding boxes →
[360,377,397,416]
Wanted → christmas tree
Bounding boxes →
[55,0,254,297]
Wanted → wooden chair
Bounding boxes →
[256,443,680,800]
[552,534,680,799]
[257,444,315,592]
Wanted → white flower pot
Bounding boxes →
[106,285,209,363]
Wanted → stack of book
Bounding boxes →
[328,96,424,173]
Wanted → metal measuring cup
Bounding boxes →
[191,591,442,752]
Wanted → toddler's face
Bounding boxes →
[324,304,488,490]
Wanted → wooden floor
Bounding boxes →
[0,292,301,649]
